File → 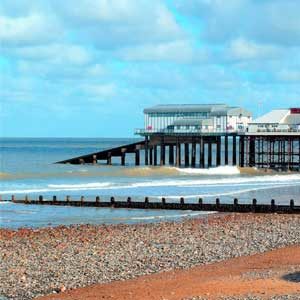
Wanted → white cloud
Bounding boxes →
[116,40,209,63]
[54,0,185,48]
[0,13,62,47]
[226,38,282,61]
[176,0,300,46]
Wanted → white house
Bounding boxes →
[248,108,300,133]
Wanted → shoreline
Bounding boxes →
[1,213,299,300]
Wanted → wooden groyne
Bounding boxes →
[9,196,300,214]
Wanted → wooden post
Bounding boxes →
[154,145,157,166]
[135,147,140,166]
[252,198,257,212]
[216,136,221,166]
[200,138,205,168]
[107,152,112,165]
[176,140,181,167]
[160,137,165,166]
[249,137,256,167]
[239,136,245,167]
[180,197,184,205]
[11,195,15,202]
[39,195,43,203]
[169,145,174,165]
[121,148,126,166]
[184,143,189,167]
[232,135,237,166]
[66,195,70,202]
[96,196,100,203]
[145,136,149,166]
[224,135,229,165]
[208,141,212,168]
[53,195,57,202]
[191,142,196,167]
[149,147,153,165]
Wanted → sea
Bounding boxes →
[1,138,300,229]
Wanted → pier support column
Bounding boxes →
[191,142,196,167]
[176,140,181,167]
[224,136,229,165]
[121,148,126,166]
[107,152,112,165]
[249,137,256,167]
[239,136,245,167]
[232,136,237,166]
[208,140,212,168]
[184,143,190,167]
[169,145,174,165]
[154,145,157,166]
[145,136,149,166]
[149,147,153,165]
[160,138,165,166]
[135,147,140,166]
[288,138,292,171]
[200,138,205,168]
[216,136,221,166]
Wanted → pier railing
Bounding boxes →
[6,195,300,214]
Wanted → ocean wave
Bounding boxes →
[176,166,240,175]
[153,184,298,199]
[1,173,300,195]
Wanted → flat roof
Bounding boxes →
[144,104,227,114]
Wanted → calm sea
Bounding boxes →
[1,138,300,229]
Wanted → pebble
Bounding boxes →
[0,214,299,300]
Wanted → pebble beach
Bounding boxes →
[1,213,300,300]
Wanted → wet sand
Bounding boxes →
[37,245,300,300]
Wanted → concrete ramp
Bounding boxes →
[56,140,145,164]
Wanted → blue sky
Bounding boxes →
[1,0,300,137]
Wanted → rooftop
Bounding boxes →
[144,104,227,114]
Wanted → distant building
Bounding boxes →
[136,104,252,134]
[248,108,300,133]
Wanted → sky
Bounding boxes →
[1,0,300,137]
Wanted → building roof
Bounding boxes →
[283,114,300,125]
[172,118,213,126]
[144,104,252,117]
[251,109,290,124]
[144,104,226,114]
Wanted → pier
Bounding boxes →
[8,196,300,214]
[56,105,300,171]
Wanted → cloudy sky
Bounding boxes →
[1,0,300,137]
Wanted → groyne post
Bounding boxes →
[96,196,100,203]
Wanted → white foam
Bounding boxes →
[177,166,240,175]
[48,182,112,189]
